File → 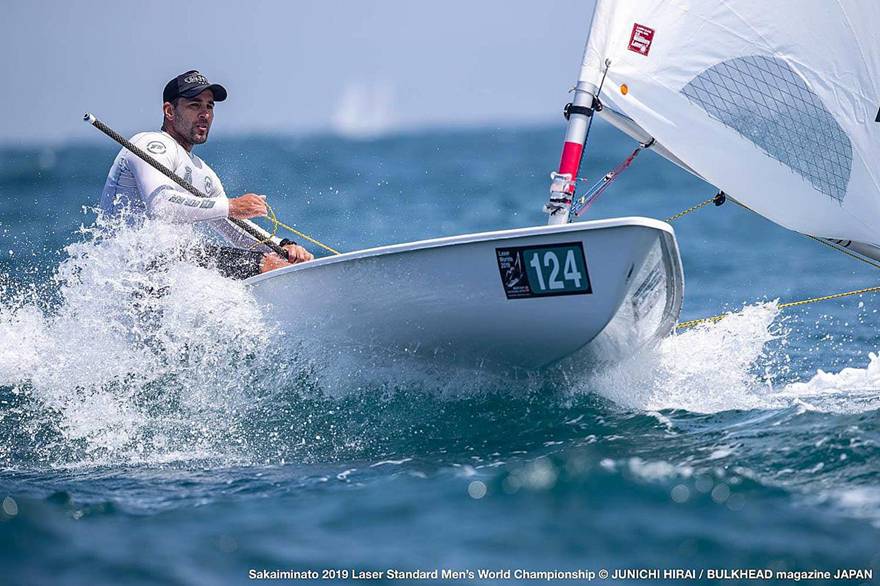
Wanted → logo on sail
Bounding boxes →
[628,24,655,56]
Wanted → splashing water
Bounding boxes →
[777,352,880,413]
[0,215,280,466]
[587,302,785,413]
[1,212,878,471]
[587,299,880,415]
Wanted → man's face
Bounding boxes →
[167,89,215,145]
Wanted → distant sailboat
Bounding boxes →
[331,82,395,139]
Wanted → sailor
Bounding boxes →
[99,69,312,278]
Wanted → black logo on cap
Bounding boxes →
[184,73,208,85]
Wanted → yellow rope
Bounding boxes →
[724,196,880,271]
[676,284,880,330]
[256,201,342,256]
[251,202,280,246]
[777,285,880,309]
[675,314,726,330]
[665,197,716,222]
[665,193,880,330]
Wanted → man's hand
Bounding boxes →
[259,244,314,274]
[283,243,313,264]
[228,193,268,219]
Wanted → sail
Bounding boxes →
[579,0,880,245]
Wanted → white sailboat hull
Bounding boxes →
[246,217,683,373]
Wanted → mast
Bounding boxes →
[544,3,602,225]
[544,81,599,225]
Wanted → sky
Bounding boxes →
[0,0,595,145]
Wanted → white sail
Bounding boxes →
[580,1,880,246]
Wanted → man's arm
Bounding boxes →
[126,136,230,223]
[201,172,313,267]
[207,202,274,252]
[190,241,312,279]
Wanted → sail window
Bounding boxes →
[681,55,852,202]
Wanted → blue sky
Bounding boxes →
[0,0,594,145]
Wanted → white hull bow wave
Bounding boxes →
[248,219,682,373]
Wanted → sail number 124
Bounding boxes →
[496,242,592,299]
[527,249,584,290]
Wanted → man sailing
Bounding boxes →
[100,70,312,278]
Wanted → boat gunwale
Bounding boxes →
[246,216,677,285]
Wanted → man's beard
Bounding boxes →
[189,126,209,144]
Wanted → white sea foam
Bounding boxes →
[627,457,691,482]
[776,352,880,413]
[831,487,880,528]
[587,302,783,413]
[0,215,277,465]
[588,299,880,415]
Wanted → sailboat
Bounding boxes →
[248,0,879,373]
[331,82,395,140]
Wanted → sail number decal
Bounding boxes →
[496,242,592,299]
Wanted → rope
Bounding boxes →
[273,219,341,255]
[665,197,716,222]
[676,284,880,330]
[675,314,727,330]
[778,285,880,309]
[249,202,280,247]
[723,197,880,271]
[666,192,880,330]
[258,203,341,255]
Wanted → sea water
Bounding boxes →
[0,120,878,584]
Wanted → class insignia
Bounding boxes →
[183,166,193,184]
[146,140,167,154]
[204,176,214,192]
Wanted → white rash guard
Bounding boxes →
[99,131,269,251]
